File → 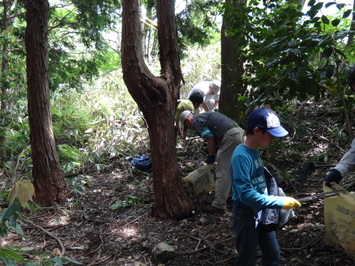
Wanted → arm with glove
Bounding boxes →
[205,138,216,164]
[324,137,355,187]
[278,196,301,210]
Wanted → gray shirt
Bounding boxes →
[334,137,355,177]
[192,112,238,143]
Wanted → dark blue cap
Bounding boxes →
[247,107,288,137]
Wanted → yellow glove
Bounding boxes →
[281,197,301,210]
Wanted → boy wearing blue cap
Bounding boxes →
[230,107,301,266]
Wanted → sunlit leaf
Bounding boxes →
[8,181,35,208]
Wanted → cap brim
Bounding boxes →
[267,126,288,138]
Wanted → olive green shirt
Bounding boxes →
[175,99,194,120]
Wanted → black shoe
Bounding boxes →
[201,205,225,214]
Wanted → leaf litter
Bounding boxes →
[4,100,355,265]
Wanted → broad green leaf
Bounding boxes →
[0,248,25,263]
[321,15,330,25]
[343,9,352,18]
[325,2,336,8]
[1,202,20,222]
[109,200,125,210]
[331,19,340,27]
[53,256,63,266]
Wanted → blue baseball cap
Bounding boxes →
[247,107,288,137]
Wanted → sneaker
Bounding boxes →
[201,205,225,214]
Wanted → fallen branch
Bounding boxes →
[87,254,114,266]
[283,234,320,251]
[122,213,148,227]
[23,218,66,256]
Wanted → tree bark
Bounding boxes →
[25,0,68,206]
[0,0,10,160]
[220,0,247,120]
[121,0,193,219]
[346,0,355,47]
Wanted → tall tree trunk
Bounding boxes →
[0,0,10,160]
[25,0,68,206]
[220,0,247,120]
[121,0,193,219]
[347,0,355,47]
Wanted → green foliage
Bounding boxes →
[67,175,92,196]
[224,0,355,110]
[3,118,30,161]
[48,0,122,92]
[0,248,26,265]
[58,144,86,174]
[180,42,221,97]
[51,92,91,145]
[0,180,37,265]
[0,201,23,238]
[176,0,222,51]
[50,70,149,173]
[109,195,142,211]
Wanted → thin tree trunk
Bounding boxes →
[346,0,355,47]
[0,0,10,160]
[25,0,68,206]
[220,0,247,120]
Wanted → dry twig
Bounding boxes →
[23,218,66,256]
[176,236,235,255]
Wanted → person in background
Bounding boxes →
[187,80,221,112]
[324,65,355,187]
[230,107,301,266]
[180,110,244,213]
[175,91,204,139]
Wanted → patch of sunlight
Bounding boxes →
[127,184,136,190]
[313,143,329,154]
[48,215,71,226]
[121,227,138,237]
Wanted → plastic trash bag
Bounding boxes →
[258,167,295,232]
[324,183,355,257]
[183,164,215,197]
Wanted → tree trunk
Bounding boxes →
[25,0,68,206]
[220,0,247,120]
[347,0,355,47]
[0,0,10,160]
[121,0,193,219]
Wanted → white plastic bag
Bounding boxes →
[183,164,215,197]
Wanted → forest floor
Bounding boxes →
[5,100,355,265]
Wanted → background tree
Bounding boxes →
[0,0,10,158]
[346,0,355,47]
[25,0,68,205]
[0,0,27,161]
[223,1,354,109]
[121,0,193,219]
[220,0,247,120]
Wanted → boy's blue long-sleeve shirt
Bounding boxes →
[231,144,284,209]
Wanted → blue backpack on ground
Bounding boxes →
[130,154,152,173]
